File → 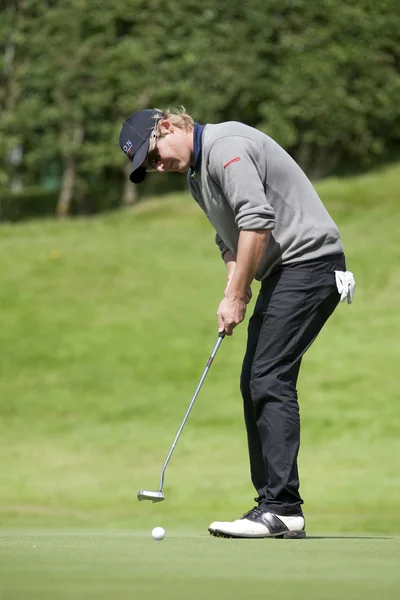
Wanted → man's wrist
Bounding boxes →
[224,286,247,301]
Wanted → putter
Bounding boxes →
[137,331,226,503]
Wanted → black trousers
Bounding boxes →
[240,253,346,516]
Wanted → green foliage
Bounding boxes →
[0,0,399,214]
[254,0,400,176]
[0,181,124,222]
[0,187,59,221]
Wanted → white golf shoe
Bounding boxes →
[208,506,306,538]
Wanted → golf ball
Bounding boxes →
[152,526,166,541]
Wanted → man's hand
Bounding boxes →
[217,293,247,336]
[219,264,252,335]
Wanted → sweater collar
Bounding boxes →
[190,122,205,177]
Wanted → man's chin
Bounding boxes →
[170,159,190,173]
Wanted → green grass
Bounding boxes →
[0,161,399,538]
[1,533,399,600]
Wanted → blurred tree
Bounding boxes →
[0,0,23,194]
[16,0,92,217]
[1,0,399,218]
[80,0,156,206]
[256,0,400,177]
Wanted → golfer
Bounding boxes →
[119,108,355,539]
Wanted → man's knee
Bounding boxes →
[249,370,299,415]
[250,371,281,406]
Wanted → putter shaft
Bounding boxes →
[137,332,225,502]
[157,332,225,493]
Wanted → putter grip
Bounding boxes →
[218,331,226,339]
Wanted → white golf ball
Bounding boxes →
[152,526,166,541]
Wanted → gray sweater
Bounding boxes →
[187,122,343,280]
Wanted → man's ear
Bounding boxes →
[159,119,174,134]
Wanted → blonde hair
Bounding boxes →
[154,106,194,138]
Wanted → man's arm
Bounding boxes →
[223,249,252,304]
[218,229,270,335]
[223,249,237,283]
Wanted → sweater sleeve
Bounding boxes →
[208,137,275,231]
[215,233,231,258]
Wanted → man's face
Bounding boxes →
[147,120,193,174]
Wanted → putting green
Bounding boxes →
[1,531,399,599]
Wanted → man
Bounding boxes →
[119,107,355,539]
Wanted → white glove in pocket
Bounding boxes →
[335,271,355,304]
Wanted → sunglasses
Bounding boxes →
[146,118,161,171]
[147,146,160,171]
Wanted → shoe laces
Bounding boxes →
[241,506,264,520]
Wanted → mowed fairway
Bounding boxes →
[1,163,400,598]
[1,532,399,600]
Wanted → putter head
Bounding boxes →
[137,490,165,503]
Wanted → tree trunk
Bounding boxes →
[122,162,137,206]
[294,142,340,180]
[57,156,75,218]
[309,147,341,180]
[294,141,312,174]
[56,123,84,218]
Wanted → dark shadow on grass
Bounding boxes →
[305,536,393,540]
[206,534,394,540]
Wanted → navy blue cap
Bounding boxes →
[119,109,163,183]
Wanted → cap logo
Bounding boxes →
[122,139,132,155]
[223,157,241,168]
